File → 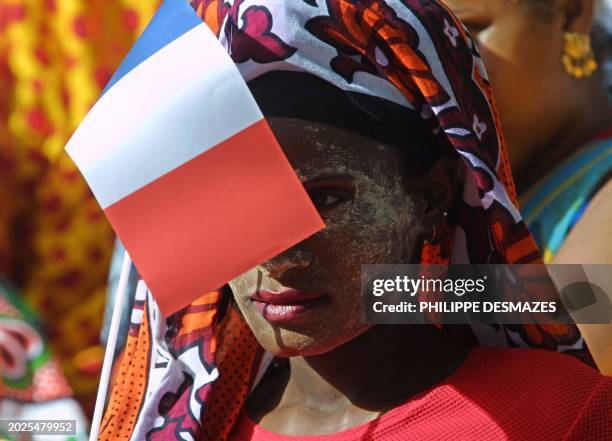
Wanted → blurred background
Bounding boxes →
[0,0,159,425]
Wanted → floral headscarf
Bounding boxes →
[99,1,589,440]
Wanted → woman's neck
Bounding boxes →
[248,325,470,435]
[289,325,468,410]
[515,84,612,194]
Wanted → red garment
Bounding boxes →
[229,347,612,441]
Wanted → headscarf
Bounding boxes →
[99,1,589,440]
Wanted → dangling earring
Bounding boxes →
[562,32,598,79]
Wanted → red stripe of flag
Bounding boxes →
[105,119,324,315]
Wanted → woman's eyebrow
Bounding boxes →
[302,175,356,186]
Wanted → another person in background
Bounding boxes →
[600,0,612,96]
[443,0,612,374]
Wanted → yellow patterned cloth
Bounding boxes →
[0,0,158,414]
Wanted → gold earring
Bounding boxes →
[562,32,598,79]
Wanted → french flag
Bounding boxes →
[66,0,324,316]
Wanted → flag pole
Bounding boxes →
[89,250,132,441]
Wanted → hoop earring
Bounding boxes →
[425,224,438,245]
[562,32,597,79]
[424,212,448,245]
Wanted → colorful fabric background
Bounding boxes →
[0,0,158,413]
[0,279,89,440]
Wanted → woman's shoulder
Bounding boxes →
[464,346,605,381]
[450,347,612,439]
[457,346,609,406]
[520,133,612,261]
[554,177,612,263]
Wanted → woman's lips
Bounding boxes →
[250,289,327,323]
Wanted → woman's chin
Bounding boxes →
[248,320,370,358]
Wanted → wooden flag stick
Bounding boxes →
[89,250,132,441]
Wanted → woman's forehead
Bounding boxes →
[249,72,432,153]
[266,116,411,181]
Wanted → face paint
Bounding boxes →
[229,117,432,357]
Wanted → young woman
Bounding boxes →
[99,1,611,440]
[444,0,612,374]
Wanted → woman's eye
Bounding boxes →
[308,189,350,211]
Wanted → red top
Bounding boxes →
[229,347,612,441]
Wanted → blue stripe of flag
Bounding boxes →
[103,0,203,94]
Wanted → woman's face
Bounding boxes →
[442,0,575,173]
[229,116,442,357]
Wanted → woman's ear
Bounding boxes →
[561,0,596,33]
[418,156,462,228]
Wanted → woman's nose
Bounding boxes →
[262,247,313,279]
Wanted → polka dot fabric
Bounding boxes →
[98,296,151,441]
[202,307,261,441]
